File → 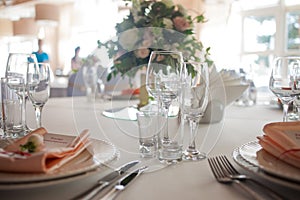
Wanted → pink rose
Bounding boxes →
[173,16,190,32]
[135,48,150,59]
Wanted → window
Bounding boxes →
[243,15,276,52]
[238,0,300,88]
[286,11,300,50]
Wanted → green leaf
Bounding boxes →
[20,141,36,153]
[195,15,206,23]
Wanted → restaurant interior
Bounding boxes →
[0,0,298,98]
[0,1,300,200]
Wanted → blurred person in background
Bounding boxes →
[71,46,81,72]
[33,39,49,63]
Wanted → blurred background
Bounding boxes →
[0,0,299,96]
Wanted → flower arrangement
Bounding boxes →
[97,0,213,81]
[81,54,101,67]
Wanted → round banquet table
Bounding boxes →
[0,97,299,200]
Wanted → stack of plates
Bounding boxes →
[232,141,300,190]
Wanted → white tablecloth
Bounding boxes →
[1,97,299,200]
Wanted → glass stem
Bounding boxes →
[23,97,30,131]
[161,104,170,144]
[283,103,289,122]
[297,106,300,118]
[188,119,199,151]
[34,106,43,128]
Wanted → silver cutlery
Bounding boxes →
[208,156,266,200]
[75,160,140,200]
[100,166,148,200]
[217,155,284,200]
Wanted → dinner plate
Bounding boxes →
[239,141,300,183]
[0,166,105,190]
[0,138,119,186]
[232,142,300,190]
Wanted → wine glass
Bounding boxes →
[269,56,300,122]
[182,61,209,161]
[146,51,183,144]
[5,53,38,132]
[27,63,51,128]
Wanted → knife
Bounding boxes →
[100,166,148,200]
[75,160,140,200]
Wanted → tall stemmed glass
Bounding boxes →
[269,56,300,122]
[5,53,38,132]
[146,51,183,144]
[182,61,209,161]
[27,63,51,128]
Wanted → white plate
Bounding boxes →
[239,141,300,182]
[0,138,118,185]
[232,142,300,190]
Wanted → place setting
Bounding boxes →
[225,56,300,196]
[0,53,119,190]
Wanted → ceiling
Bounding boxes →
[0,0,232,21]
[0,0,75,20]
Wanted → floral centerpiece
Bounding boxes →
[81,54,101,68]
[97,0,213,81]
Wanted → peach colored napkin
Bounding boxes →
[257,121,300,168]
[0,128,90,173]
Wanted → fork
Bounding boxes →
[217,155,284,200]
[208,157,266,200]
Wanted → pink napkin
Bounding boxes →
[0,128,90,173]
[257,121,300,168]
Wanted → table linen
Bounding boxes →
[0,97,299,200]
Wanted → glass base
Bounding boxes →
[24,125,33,133]
[287,112,299,121]
[159,157,182,165]
[183,149,206,161]
[2,129,27,139]
[158,142,183,165]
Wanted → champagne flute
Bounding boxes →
[146,51,183,144]
[269,56,300,122]
[182,61,209,161]
[5,53,38,132]
[27,63,51,128]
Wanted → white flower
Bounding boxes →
[163,18,173,29]
[119,29,139,50]
[162,0,174,8]
[177,5,187,15]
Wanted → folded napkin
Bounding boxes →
[257,121,300,168]
[0,128,90,173]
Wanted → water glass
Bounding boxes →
[82,65,98,102]
[136,110,160,158]
[1,77,26,138]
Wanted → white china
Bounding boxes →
[0,136,118,189]
[233,141,300,190]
